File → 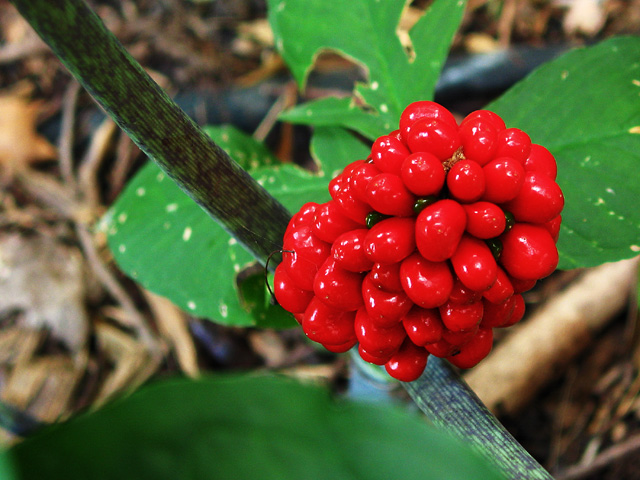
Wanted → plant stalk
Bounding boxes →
[10,0,291,266]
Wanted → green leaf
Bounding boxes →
[101,126,369,328]
[269,0,466,139]
[488,36,640,269]
[7,375,506,480]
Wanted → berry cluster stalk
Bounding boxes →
[12,1,554,478]
[10,0,291,267]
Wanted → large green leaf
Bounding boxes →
[6,375,505,480]
[488,36,640,269]
[271,0,466,139]
[101,126,369,327]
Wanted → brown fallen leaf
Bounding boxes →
[0,91,57,176]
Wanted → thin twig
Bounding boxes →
[555,433,640,480]
[57,80,81,190]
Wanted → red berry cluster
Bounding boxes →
[274,101,563,382]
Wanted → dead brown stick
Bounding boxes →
[465,258,639,415]
[555,432,640,480]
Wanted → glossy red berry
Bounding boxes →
[503,172,564,224]
[349,161,381,202]
[284,202,319,241]
[406,118,461,161]
[332,228,374,272]
[400,152,446,196]
[461,110,506,132]
[462,201,506,239]
[355,307,406,357]
[312,201,361,243]
[500,224,558,280]
[425,339,458,358]
[323,338,358,353]
[482,157,525,204]
[314,257,365,311]
[441,325,479,348]
[358,344,393,365]
[480,295,517,328]
[402,306,443,346]
[385,338,430,382]
[482,267,514,304]
[302,297,356,345]
[525,144,557,180]
[447,160,486,203]
[415,199,466,262]
[458,115,498,166]
[369,262,404,292]
[362,275,414,327]
[448,279,483,304]
[366,173,416,217]
[448,328,493,369]
[400,101,458,139]
[273,263,314,313]
[282,225,331,291]
[499,293,525,328]
[494,128,531,163]
[334,182,371,224]
[451,235,498,292]
[439,299,483,332]
[371,135,411,174]
[364,217,416,265]
[400,253,453,308]
[544,215,562,243]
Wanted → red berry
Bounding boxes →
[461,110,506,132]
[282,225,331,291]
[462,201,506,239]
[284,202,319,241]
[425,339,458,358]
[400,101,458,138]
[358,344,393,365]
[385,338,430,382]
[314,257,365,311]
[371,135,411,174]
[500,224,558,280]
[402,306,443,346]
[406,118,461,160]
[273,263,314,313]
[329,172,347,200]
[323,338,357,353]
[458,115,498,166]
[499,293,525,328]
[448,328,493,369]
[312,201,361,243]
[447,160,486,203]
[366,173,416,217]
[349,161,381,202]
[369,262,404,292]
[355,307,406,357]
[400,152,446,196]
[334,182,371,224]
[494,128,531,163]
[302,298,356,345]
[510,276,537,293]
[448,279,483,304]
[525,144,557,180]
[439,299,483,332]
[482,157,525,203]
[451,235,498,292]
[544,215,562,243]
[415,199,466,262]
[332,229,374,272]
[364,217,416,265]
[441,325,479,347]
[482,267,514,304]
[362,275,414,327]
[503,172,564,224]
[400,253,454,308]
[480,295,517,328]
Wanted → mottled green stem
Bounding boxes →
[404,357,554,480]
[12,1,553,479]
[10,0,291,265]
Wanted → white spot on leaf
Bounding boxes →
[117,213,127,224]
[166,203,179,212]
[136,187,146,196]
[219,303,228,318]
[228,238,237,246]
[183,227,192,241]
[187,301,196,311]
[631,245,640,252]
[118,244,126,253]
[380,104,389,113]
